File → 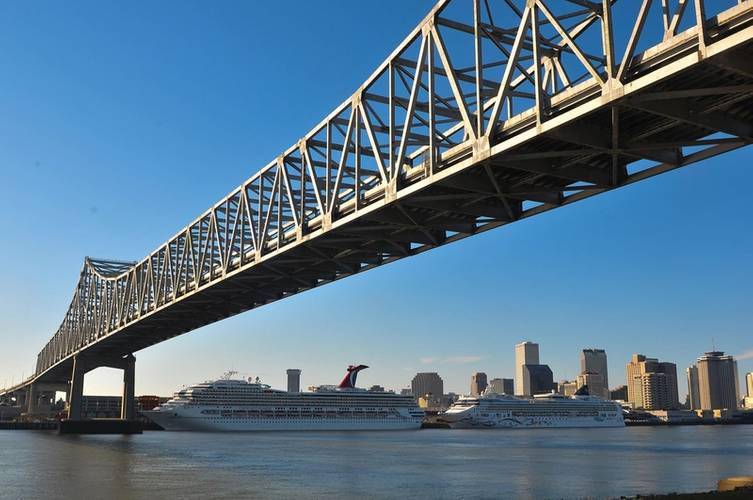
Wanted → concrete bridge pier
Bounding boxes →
[63,353,139,434]
[15,389,26,408]
[121,355,135,420]
[26,384,37,414]
[24,382,67,416]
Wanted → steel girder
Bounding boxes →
[13,0,753,390]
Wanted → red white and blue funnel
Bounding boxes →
[337,365,369,389]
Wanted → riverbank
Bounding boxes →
[623,486,753,498]
[0,421,57,430]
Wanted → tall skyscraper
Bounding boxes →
[470,372,488,396]
[515,342,539,396]
[580,349,609,398]
[411,372,444,398]
[626,354,679,410]
[687,365,700,410]
[286,369,301,393]
[694,351,740,410]
[747,372,753,398]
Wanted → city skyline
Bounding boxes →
[1,0,752,398]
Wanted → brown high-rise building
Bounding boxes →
[470,372,488,396]
[580,349,609,398]
[694,351,739,410]
[411,372,444,399]
[576,372,605,398]
[626,354,679,410]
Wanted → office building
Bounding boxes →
[411,372,444,398]
[286,369,301,393]
[581,349,609,398]
[515,342,539,396]
[626,354,679,410]
[694,351,739,410]
[80,396,122,419]
[747,372,753,398]
[610,385,628,401]
[522,365,554,395]
[558,380,578,397]
[488,378,514,395]
[136,395,161,411]
[687,365,700,410]
[488,378,503,394]
[639,372,676,410]
[576,372,605,398]
[470,372,488,396]
[502,378,514,395]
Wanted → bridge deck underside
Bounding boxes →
[13,0,753,394]
[33,36,753,386]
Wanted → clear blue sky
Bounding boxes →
[1,0,751,398]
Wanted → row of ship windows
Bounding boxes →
[200,409,403,417]
[202,416,413,421]
[460,405,618,411]
[175,393,408,400]
[176,401,414,407]
[479,411,615,417]
[202,418,418,424]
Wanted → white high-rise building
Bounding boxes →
[745,372,753,409]
[515,342,539,396]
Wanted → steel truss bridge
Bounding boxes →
[3,0,753,412]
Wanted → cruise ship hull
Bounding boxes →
[445,415,624,429]
[440,393,625,429]
[150,367,424,432]
[145,412,422,432]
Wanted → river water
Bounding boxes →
[1,426,752,499]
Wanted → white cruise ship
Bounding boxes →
[439,387,624,429]
[145,365,424,431]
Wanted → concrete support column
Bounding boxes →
[68,356,86,421]
[121,354,135,420]
[15,390,26,407]
[27,384,37,415]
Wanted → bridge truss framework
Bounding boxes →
[2,0,753,402]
